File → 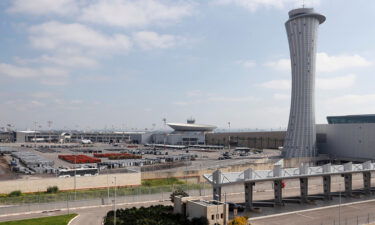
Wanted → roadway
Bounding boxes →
[250,200,375,225]
[1,174,375,224]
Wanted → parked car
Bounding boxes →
[226,202,245,212]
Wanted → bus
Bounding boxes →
[58,167,98,178]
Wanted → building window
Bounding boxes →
[212,215,214,220]
[221,213,224,218]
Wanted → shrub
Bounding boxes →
[170,187,189,203]
[229,216,249,225]
[191,217,209,225]
[104,205,208,225]
[8,190,22,197]
[46,186,59,194]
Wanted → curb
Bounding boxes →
[67,215,79,225]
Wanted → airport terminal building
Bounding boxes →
[152,119,216,146]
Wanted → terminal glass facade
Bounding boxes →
[327,115,375,124]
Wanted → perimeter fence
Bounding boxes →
[0,182,215,215]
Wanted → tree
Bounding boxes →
[170,187,189,203]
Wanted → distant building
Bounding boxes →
[15,130,152,144]
[0,131,15,142]
[174,196,229,225]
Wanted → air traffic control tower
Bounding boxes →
[283,8,325,158]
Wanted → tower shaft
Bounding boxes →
[283,8,325,158]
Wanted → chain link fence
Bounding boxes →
[0,182,215,216]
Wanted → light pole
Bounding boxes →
[339,182,342,225]
[33,121,37,148]
[47,121,52,144]
[107,168,110,204]
[228,122,231,151]
[113,177,117,225]
[74,149,77,200]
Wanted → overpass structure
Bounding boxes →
[203,162,375,209]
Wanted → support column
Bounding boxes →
[274,180,283,205]
[363,171,371,195]
[344,174,352,197]
[300,177,308,203]
[323,175,331,200]
[212,170,222,201]
[244,182,255,210]
[213,186,222,201]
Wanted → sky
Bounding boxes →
[1,0,375,131]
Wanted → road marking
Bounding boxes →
[0,199,168,218]
[249,198,375,221]
[295,212,314,219]
[67,215,79,225]
[346,205,360,210]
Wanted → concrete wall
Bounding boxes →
[317,123,375,160]
[142,160,276,182]
[206,131,285,149]
[0,172,141,194]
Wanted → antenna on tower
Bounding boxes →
[302,0,305,8]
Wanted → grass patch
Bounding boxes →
[0,214,77,225]
[142,178,185,187]
[0,180,205,204]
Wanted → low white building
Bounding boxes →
[174,196,229,225]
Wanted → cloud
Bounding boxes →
[207,96,257,102]
[186,90,203,97]
[28,21,132,53]
[0,63,68,78]
[80,0,193,28]
[174,92,258,106]
[260,74,356,91]
[133,31,180,50]
[8,0,79,16]
[320,94,375,118]
[259,79,290,90]
[214,0,320,12]
[263,58,290,71]
[265,52,373,73]
[273,93,290,100]
[316,74,356,90]
[317,53,372,73]
[16,54,98,68]
[37,55,98,68]
[237,60,256,69]
[325,94,375,106]
[31,92,55,98]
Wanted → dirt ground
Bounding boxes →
[0,156,18,180]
